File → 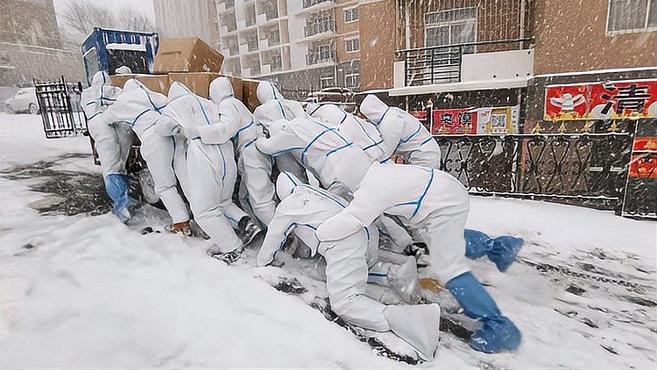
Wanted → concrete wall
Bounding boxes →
[0,0,62,49]
[0,43,85,87]
[532,0,657,75]
[154,0,219,48]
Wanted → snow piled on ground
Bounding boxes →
[1,114,656,369]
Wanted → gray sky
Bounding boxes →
[53,0,156,23]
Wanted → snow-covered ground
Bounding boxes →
[1,113,655,369]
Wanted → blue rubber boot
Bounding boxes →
[464,229,494,259]
[446,272,522,353]
[464,229,523,272]
[105,174,132,222]
[489,236,524,272]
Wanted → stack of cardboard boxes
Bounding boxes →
[110,37,261,111]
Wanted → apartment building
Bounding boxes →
[154,0,220,48]
[214,0,375,97]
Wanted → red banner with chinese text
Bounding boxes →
[544,79,657,121]
[431,108,477,134]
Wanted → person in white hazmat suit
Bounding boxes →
[161,81,261,262]
[358,95,525,272]
[360,94,441,167]
[208,77,276,226]
[255,116,373,198]
[81,71,135,221]
[257,172,442,361]
[306,103,386,162]
[252,81,308,182]
[95,79,191,233]
[316,163,522,354]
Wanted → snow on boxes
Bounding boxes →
[109,37,253,108]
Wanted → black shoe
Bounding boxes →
[208,246,244,264]
[238,217,263,246]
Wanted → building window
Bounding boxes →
[424,7,477,53]
[345,72,359,88]
[320,75,334,89]
[607,0,657,33]
[345,37,360,53]
[344,7,359,23]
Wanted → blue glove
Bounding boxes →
[446,272,521,353]
[464,229,523,272]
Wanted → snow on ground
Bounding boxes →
[1,114,656,369]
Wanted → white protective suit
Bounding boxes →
[162,82,249,253]
[257,172,441,360]
[360,95,441,168]
[99,79,190,224]
[81,71,133,177]
[252,81,307,182]
[255,116,373,195]
[316,162,470,285]
[308,104,386,162]
[208,77,276,225]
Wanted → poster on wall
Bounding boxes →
[544,79,657,121]
[431,108,477,134]
[477,106,520,134]
[431,106,520,135]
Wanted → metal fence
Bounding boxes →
[33,77,87,139]
[436,132,635,213]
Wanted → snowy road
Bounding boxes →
[1,114,655,369]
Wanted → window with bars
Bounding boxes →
[424,7,477,53]
[607,0,657,33]
[345,72,359,88]
[344,7,359,23]
[345,37,359,52]
[320,75,334,88]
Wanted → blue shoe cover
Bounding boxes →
[470,317,522,353]
[105,174,131,221]
[488,236,524,272]
[464,229,494,259]
[446,272,522,353]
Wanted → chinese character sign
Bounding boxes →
[545,80,657,121]
[431,108,477,134]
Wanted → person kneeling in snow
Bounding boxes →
[257,172,442,360]
[95,79,191,233]
[81,71,135,222]
[316,162,523,354]
[161,81,262,263]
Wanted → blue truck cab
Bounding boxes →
[81,27,159,85]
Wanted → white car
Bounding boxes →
[4,88,39,114]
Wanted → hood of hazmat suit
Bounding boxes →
[99,79,166,136]
[115,66,132,74]
[360,94,389,124]
[275,171,302,201]
[209,76,235,104]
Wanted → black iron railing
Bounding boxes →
[303,0,334,9]
[436,133,633,212]
[306,49,335,65]
[34,77,87,139]
[304,20,336,37]
[396,38,532,86]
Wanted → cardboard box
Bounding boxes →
[154,38,224,74]
[241,78,261,112]
[109,74,170,95]
[168,72,242,100]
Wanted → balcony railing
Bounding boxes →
[306,49,335,65]
[304,20,336,37]
[303,0,334,9]
[395,38,532,87]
